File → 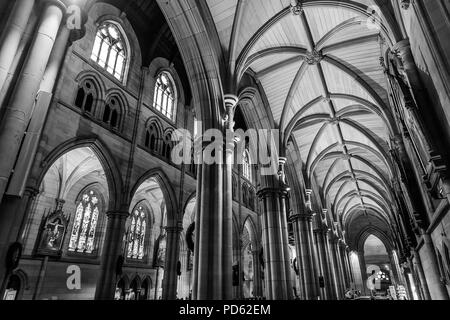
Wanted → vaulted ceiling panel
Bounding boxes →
[206,0,238,52]
[259,59,303,124]
[304,6,359,43]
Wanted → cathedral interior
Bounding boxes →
[0,0,449,301]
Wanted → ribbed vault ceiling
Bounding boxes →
[205,0,397,242]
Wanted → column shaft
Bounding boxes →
[0,0,35,96]
[291,214,315,299]
[193,161,223,300]
[259,188,292,300]
[162,225,182,300]
[95,211,129,299]
[0,2,64,202]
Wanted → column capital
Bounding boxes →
[289,212,313,222]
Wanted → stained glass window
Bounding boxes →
[91,22,127,81]
[69,190,100,253]
[153,72,176,121]
[127,206,147,260]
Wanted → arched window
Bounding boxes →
[243,150,252,181]
[145,122,160,153]
[153,72,176,121]
[91,22,128,81]
[68,190,100,254]
[75,80,96,113]
[103,96,121,129]
[127,205,147,260]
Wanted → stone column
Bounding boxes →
[330,237,344,298]
[192,145,224,300]
[162,223,182,300]
[258,187,292,300]
[251,248,263,297]
[313,228,329,300]
[0,0,65,202]
[290,211,316,299]
[7,18,83,196]
[95,211,129,300]
[419,234,449,300]
[345,247,355,285]
[338,242,350,288]
[0,187,39,292]
[319,229,335,299]
[325,230,339,299]
[411,248,431,300]
[358,251,368,295]
[0,0,35,96]
[223,94,239,300]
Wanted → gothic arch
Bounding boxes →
[130,169,179,225]
[35,138,123,211]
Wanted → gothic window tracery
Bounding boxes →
[91,22,128,81]
[153,72,177,121]
[127,205,147,260]
[68,190,100,254]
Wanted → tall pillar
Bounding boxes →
[258,186,292,300]
[345,248,355,285]
[252,248,263,297]
[0,0,35,98]
[0,0,65,202]
[162,223,182,300]
[358,251,368,295]
[313,228,329,299]
[338,242,350,288]
[7,17,84,197]
[411,248,431,299]
[290,211,316,299]
[319,229,335,299]
[193,148,224,300]
[419,234,449,300]
[95,211,129,300]
[330,237,344,298]
[325,230,339,299]
[0,187,39,292]
[223,94,239,300]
